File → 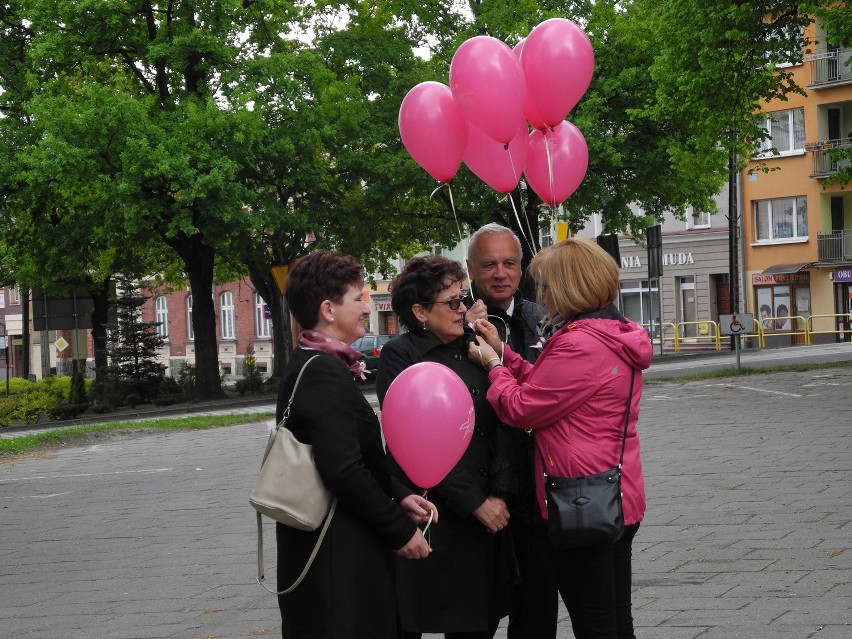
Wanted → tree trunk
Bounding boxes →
[88,278,112,374]
[247,265,291,380]
[166,235,224,400]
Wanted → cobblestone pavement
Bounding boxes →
[0,366,849,638]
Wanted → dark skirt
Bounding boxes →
[277,504,401,639]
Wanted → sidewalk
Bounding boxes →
[1,361,849,637]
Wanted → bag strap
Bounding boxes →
[256,498,337,594]
[277,353,321,431]
[616,368,636,469]
[255,353,336,595]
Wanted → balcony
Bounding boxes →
[817,229,852,262]
[807,137,852,178]
[805,47,852,87]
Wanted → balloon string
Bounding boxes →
[420,489,433,545]
[545,128,558,217]
[431,182,471,282]
[509,193,536,257]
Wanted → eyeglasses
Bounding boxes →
[420,297,465,311]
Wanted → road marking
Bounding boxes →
[709,383,802,397]
[0,468,173,483]
[20,492,73,499]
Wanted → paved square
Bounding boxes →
[1,367,849,638]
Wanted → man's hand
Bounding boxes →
[465,299,488,325]
[473,496,510,534]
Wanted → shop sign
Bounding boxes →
[834,267,852,283]
[621,252,695,269]
[752,273,810,285]
[375,301,393,312]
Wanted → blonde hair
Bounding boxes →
[530,238,620,321]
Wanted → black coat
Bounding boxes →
[462,288,546,523]
[275,347,416,639]
[376,330,516,634]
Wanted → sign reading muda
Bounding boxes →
[620,253,695,269]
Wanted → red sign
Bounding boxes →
[751,272,810,285]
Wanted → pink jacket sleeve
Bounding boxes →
[486,337,599,430]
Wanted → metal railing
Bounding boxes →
[808,138,852,177]
[817,229,852,262]
[641,322,680,352]
[805,47,852,86]
[678,321,722,351]
[643,313,852,351]
[806,314,852,342]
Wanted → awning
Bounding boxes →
[761,263,812,275]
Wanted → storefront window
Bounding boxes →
[753,273,810,331]
[619,279,660,333]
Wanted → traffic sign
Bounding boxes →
[719,313,754,336]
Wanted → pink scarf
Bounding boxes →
[299,329,367,380]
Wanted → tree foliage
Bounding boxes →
[3,0,848,388]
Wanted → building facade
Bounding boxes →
[740,23,852,344]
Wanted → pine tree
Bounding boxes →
[107,279,166,402]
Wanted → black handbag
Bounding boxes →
[542,369,635,549]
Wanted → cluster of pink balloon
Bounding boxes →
[398,18,594,207]
[381,362,475,490]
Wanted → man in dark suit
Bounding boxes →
[463,223,557,639]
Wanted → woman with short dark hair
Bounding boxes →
[377,254,515,639]
[275,249,436,639]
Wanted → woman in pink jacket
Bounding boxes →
[468,238,652,639]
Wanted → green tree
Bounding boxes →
[105,279,166,402]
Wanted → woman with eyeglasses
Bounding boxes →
[377,255,516,639]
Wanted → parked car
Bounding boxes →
[350,334,393,376]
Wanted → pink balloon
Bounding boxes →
[513,39,547,130]
[524,121,589,207]
[381,362,475,490]
[520,18,594,128]
[450,36,526,144]
[398,81,467,182]
[463,118,529,193]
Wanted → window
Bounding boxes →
[619,279,660,333]
[255,292,271,338]
[155,296,168,340]
[186,295,194,341]
[540,223,554,248]
[220,291,235,339]
[687,207,710,230]
[757,108,805,156]
[754,196,808,242]
[10,286,20,305]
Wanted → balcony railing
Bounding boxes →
[805,47,852,87]
[806,137,852,177]
[817,229,852,262]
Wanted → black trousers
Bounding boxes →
[551,523,640,639]
[507,519,559,639]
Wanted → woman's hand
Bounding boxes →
[400,494,439,525]
[467,338,500,370]
[395,529,432,559]
[473,496,510,534]
[472,318,503,353]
